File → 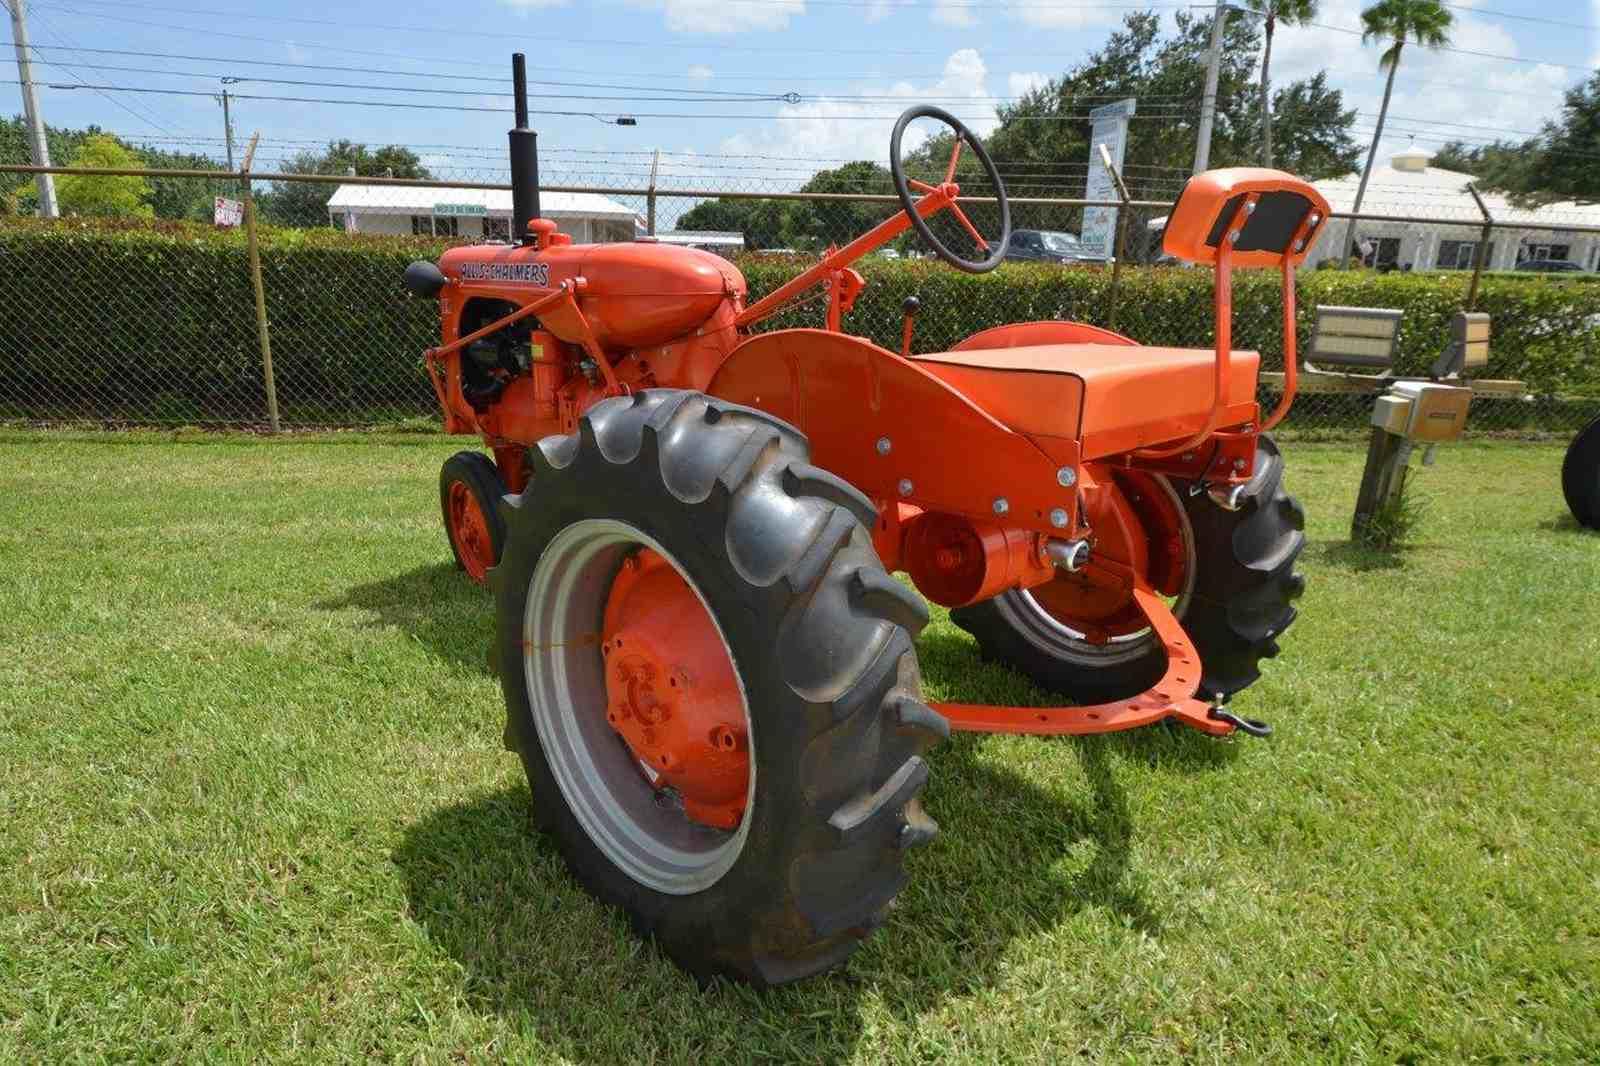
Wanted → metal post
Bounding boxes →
[1464,183,1493,312]
[7,0,58,217]
[240,133,280,433]
[647,148,659,237]
[1193,0,1229,175]
[1099,143,1132,332]
[1351,429,1411,541]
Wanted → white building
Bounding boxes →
[326,184,644,243]
[652,230,746,257]
[1305,147,1600,273]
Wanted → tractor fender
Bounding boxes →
[707,329,1079,534]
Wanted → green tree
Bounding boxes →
[53,135,153,219]
[259,141,431,227]
[675,198,751,235]
[1243,0,1319,166]
[1267,72,1361,179]
[1468,71,1600,207]
[1344,0,1454,263]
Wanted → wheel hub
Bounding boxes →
[601,549,749,831]
[447,481,494,582]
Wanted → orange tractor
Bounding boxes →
[406,55,1322,985]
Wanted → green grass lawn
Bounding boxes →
[2,431,1597,1063]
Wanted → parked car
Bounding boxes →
[1517,258,1586,273]
[989,229,1105,265]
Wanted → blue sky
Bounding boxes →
[4,0,1598,193]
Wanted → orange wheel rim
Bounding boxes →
[447,481,495,583]
[600,548,749,831]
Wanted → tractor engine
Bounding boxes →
[418,237,748,467]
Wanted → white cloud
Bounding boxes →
[497,0,570,9]
[865,0,914,22]
[931,0,977,28]
[719,48,996,169]
[285,41,309,64]
[628,0,805,34]
[1268,1,1572,174]
[1593,1,1600,67]
[1007,71,1048,100]
[687,64,714,81]
[1005,0,1120,31]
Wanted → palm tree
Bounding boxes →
[1244,0,1319,168]
[1343,0,1454,265]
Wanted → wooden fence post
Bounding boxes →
[241,133,280,433]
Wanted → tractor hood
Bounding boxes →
[440,240,747,349]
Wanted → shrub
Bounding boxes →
[2,218,1597,425]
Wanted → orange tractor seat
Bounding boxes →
[917,343,1262,459]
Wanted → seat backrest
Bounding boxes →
[1162,168,1332,269]
[1307,305,1404,371]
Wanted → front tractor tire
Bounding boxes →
[440,451,507,585]
[491,390,947,986]
[952,435,1307,705]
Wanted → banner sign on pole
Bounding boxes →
[1081,98,1137,261]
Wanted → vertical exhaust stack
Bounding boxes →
[509,53,540,245]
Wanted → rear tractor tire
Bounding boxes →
[951,434,1306,704]
[1562,415,1600,530]
[491,389,947,986]
[440,451,507,585]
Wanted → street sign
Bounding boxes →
[1081,98,1136,261]
[213,197,244,228]
[434,203,488,217]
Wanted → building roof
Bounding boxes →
[325,184,641,222]
[653,230,745,247]
[1312,152,1600,229]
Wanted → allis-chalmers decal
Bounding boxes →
[460,261,550,286]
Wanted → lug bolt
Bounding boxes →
[1049,508,1069,528]
[1056,466,1076,488]
[897,478,914,497]
[875,436,892,455]
[1233,457,1247,470]
[992,497,1009,516]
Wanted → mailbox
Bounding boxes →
[1370,381,1473,443]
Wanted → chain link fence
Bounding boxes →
[2,162,1598,434]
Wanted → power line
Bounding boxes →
[1304,19,1592,72]
[4,76,1205,123]
[1437,3,1596,32]
[21,56,1205,111]
[29,1,1143,58]
[18,8,191,136]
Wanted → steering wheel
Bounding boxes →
[889,104,1012,274]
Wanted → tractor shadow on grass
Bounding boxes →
[1313,538,1406,573]
[389,628,1240,1057]
[317,563,496,676]
[1539,513,1596,534]
[392,735,1201,1055]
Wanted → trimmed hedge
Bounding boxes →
[2,218,1598,426]
[743,257,1600,398]
[0,218,451,423]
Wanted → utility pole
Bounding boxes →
[7,0,59,217]
[1192,0,1230,175]
[220,87,235,170]
[647,148,659,236]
